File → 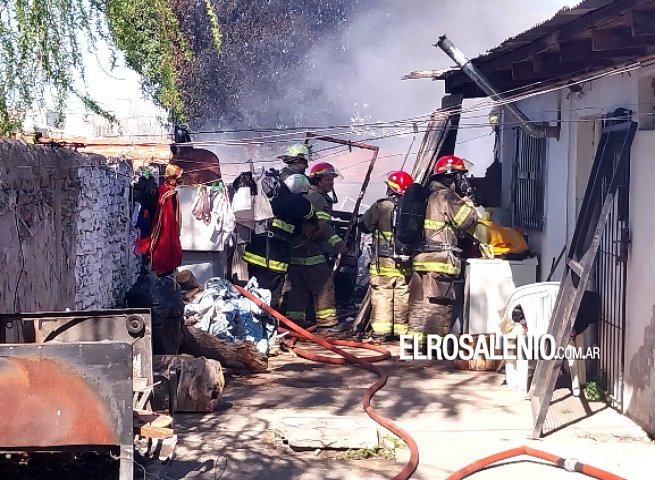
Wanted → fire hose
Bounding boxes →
[444,445,625,480]
[234,285,626,480]
[234,284,420,480]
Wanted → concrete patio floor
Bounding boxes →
[162,344,654,479]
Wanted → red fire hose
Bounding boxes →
[234,285,626,480]
[445,445,625,480]
[234,284,419,480]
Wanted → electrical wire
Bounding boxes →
[109,454,147,479]
[20,62,648,184]
[40,62,643,152]
[39,60,645,151]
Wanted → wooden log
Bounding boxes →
[180,326,268,372]
[153,355,226,412]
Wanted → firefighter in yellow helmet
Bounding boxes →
[278,143,311,182]
[360,171,414,340]
[284,162,348,335]
[408,155,479,344]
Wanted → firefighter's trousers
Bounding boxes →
[247,264,286,309]
[369,257,411,337]
[407,271,456,344]
[285,263,338,327]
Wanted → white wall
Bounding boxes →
[499,64,655,436]
[623,130,655,434]
[505,69,644,281]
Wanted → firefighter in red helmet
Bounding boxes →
[284,161,348,335]
[360,171,414,340]
[407,155,479,345]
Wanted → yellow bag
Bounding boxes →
[474,219,528,258]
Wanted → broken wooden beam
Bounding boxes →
[133,410,174,439]
[137,425,174,440]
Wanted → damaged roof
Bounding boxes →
[477,0,615,62]
[441,0,655,97]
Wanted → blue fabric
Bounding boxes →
[185,277,273,354]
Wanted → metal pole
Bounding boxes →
[436,35,558,139]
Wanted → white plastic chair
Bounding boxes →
[498,282,560,395]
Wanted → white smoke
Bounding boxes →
[210,0,579,206]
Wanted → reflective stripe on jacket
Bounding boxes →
[413,181,478,275]
[291,186,343,262]
[244,234,289,272]
[361,197,396,259]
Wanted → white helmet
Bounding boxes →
[284,174,310,194]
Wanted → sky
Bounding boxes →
[61,0,580,207]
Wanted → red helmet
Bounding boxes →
[433,155,468,175]
[386,171,413,195]
[309,162,340,179]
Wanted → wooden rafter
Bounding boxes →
[631,8,655,35]
[560,38,647,61]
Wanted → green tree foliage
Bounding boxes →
[0,0,221,136]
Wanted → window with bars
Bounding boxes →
[513,129,547,231]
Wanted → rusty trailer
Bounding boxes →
[0,309,155,479]
[0,341,134,479]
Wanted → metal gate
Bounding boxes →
[595,117,632,410]
[530,110,636,438]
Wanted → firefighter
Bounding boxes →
[285,162,348,334]
[360,171,414,340]
[278,143,311,182]
[408,155,479,345]
[243,173,317,309]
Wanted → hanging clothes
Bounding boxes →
[210,186,236,251]
[191,186,212,225]
[150,183,183,275]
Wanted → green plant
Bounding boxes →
[339,435,404,461]
[0,1,222,135]
[585,372,608,402]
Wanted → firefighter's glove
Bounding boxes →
[336,241,348,255]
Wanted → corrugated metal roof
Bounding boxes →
[476,0,616,62]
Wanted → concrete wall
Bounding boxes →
[74,157,138,310]
[498,64,655,436]
[0,140,138,314]
[624,130,655,435]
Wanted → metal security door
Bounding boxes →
[530,109,636,438]
[595,123,631,410]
